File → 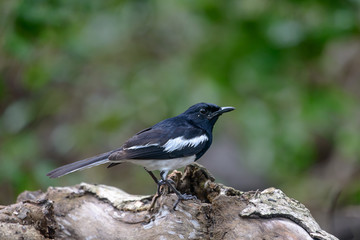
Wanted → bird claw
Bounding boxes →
[158,178,175,186]
[173,193,197,210]
[157,176,197,210]
[157,179,177,195]
[166,179,176,186]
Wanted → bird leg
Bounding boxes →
[144,168,159,184]
[144,168,167,195]
[145,168,163,211]
[159,171,197,210]
[144,168,197,210]
[144,168,176,195]
[145,169,176,211]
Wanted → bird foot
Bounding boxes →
[158,178,175,186]
[157,176,197,210]
[156,179,166,195]
[157,179,176,195]
[173,193,197,210]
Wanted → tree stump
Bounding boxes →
[0,163,338,240]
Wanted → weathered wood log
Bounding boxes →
[0,163,338,240]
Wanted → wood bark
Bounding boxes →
[0,163,338,240]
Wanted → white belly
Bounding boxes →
[124,155,196,171]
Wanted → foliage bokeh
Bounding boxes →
[1,0,360,238]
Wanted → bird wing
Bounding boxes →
[108,126,209,160]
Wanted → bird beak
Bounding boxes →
[209,106,235,119]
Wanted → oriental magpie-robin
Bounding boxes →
[47,103,235,209]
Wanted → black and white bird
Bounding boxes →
[47,103,235,209]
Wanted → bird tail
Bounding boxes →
[47,151,114,178]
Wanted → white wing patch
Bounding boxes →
[163,135,208,153]
[125,143,159,150]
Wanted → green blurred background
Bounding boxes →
[1,0,360,238]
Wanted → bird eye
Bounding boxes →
[200,108,207,114]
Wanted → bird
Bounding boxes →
[47,102,235,209]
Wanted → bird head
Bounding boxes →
[182,103,235,131]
